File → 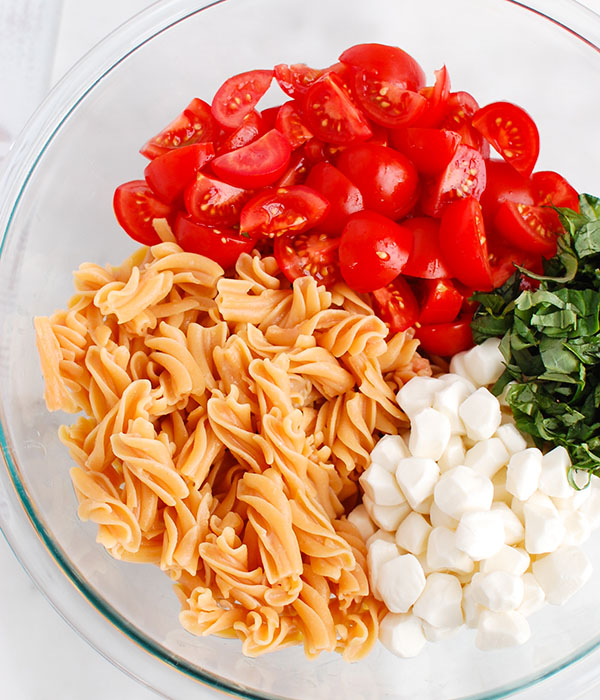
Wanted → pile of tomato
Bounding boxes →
[113,43,579,357]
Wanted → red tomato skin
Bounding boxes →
[339,44,426,92]
[531,170,579,210]
[275,101,313,149]
[440,91,489,157]
[479,158,535,221]
[211,129,292,189]
[211,69,274,129]
[273,231,340,287]
[140,98,217,160]
[260,105,281,130]
[415,314,474,356]
[415,65,451,128]
[339,211,413,293]
[439,196,493,291]
[390,128,460,175]
[217,110,265,154]
[336,143,420,220]
[184,173,252,227]
[240,185,330,237]
[421,144,486,218]
[417,278,463,324]
[493,201,559,258]
[303,73,373,145]
[143,143,215,204]
[276,152,311,186]
[304,162,364,234]
[174,214,255,268]
[487,237,543,288]
[472,101,539,177]
[274,63,326,99]
[113,181,175,246]
[371,276,420,333]
[401,216,451,278]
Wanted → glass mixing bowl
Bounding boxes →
[1,0,600,698]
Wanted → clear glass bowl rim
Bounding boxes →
[1,1,600,698]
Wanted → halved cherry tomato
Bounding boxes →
[439,196,493,290]
[487,238,542,288]
[371,276,420,333]
[421,144,486,217]
[415,313,474,356]
[531,170,579,210]
[174,214,256,268]
[304,162,363,234]
[390,128,460,175]
[275,101,313,149]
[401,216,451,278]
[416,66,451,128]
[493,201,560,257]
[140,98,217,160]
[211,69,274,129]
[472,101,539,177]
[303,73,373,144]
[440,91,489,157]
[274,63,326,99]
[417,278,463,324]
[211,129,292,189]
[339,211,413,293]
[240,185,329,237]
[144,143,215,204]
[336,143,419,220]
[276,151,310,186]
[273,231,340,286]
[184,172,252,226]
[113,180,175,245]
[217,110,265,153]
[479,158,535,221]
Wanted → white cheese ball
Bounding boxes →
[432,378,473,435]
[413,573,464,628]
[539,446,574,498]
[506,448,543,501]
[367,533,398,600]
[363,495,411,533]
[470,571,524,612]
[458,387,502,441]
[438,435,467,473]
[495,423,527,455]
[395,512,432,556]
[395,457,440,510]
[532,546,592,605]
[408,408,451,461]
[359,462,406,506]
[475,610,531,650]
[434,465,493,520]
[347,504,376,542]
[455,510,506,561]
[370,434,410,473]
[464,438,510,479]
[377,554,427,613]
[379,613,427,658]
[480,545,530,577]
[427,526,474,575]
[396,376,443,420]
[463,337,505,387]
[523,494,565,555]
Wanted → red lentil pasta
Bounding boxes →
[34,223,431,660]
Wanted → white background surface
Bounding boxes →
[2,1,600,699]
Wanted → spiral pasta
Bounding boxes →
[35,243,430,661]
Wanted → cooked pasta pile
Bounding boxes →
[34,235,430,660]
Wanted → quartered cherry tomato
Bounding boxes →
[531,170,579,210]
[479,158,535,221]
[113,180,175,245]
[275,101,313,149]
[416,65,451,128]
[240,185,329,237]
[144,142,215,203]
[336,143,419,220]
[174,214,256,268]
[401,216,451,278]
[274,63,326,99]
[184,173,252,226]
[439,196,493,290]
[472,101,539,177]
[274,231,340,286]
[211,129,292,189]
[390,127,460,175]
[304,162,364,234]
[415,313,474,356]
[339,211,413,293]
[211,69,274,129]
[217,110,265,153]
[276,151,311,186]
[371,276,420,333]
[440,91,489,157]
[140,98,217,160]
[303,73,373,144]
[494,201,560,258]
[487,238,543,288]
[417,278,463,324]
[421,144,486,217]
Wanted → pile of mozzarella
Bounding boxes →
[349,338,600,658]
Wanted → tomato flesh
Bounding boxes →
[217,110,265,153]
[274,231,340,286]
[274,63,326,99]
[415,314,474,356]
[531,170,579,210]
[479,158,535,221]
[336,143,419,220]
[439,196,493,290]
[401,216,451,278]
[339,211,413,293]
[472,101,539,177]
[417,278,463,324]
[114,181,175,245]
[390,128,460,175]
[303,73,373,145]
[211,69,274,129]
[174,214,256,268]
[304,162,363,235]
[494,201,560,258]
[487,238,543,288]
[275,101,313,149]
[339,43,426,92]
[421,144,486,217]
[144,143,215,204]
[371,277,420,334]
[415,65,451,128]
[184,173,252,226]
[211,129,292,189]
[440,91,489,157]
[140,98,217,160]
[240,185,329,238]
